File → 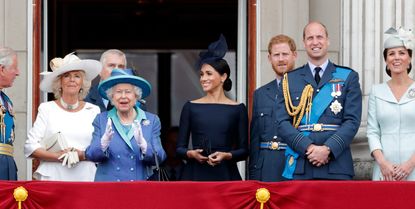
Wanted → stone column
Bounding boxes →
[341,0,415,179]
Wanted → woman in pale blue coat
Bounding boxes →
[367,27,415,181]
[86,69,166,181]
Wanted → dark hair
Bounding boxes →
[205,59,232,91]
[383,48,413,77]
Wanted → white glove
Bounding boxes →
[133,120,147,154]
[58,148,80,168]
[101,118,114,151]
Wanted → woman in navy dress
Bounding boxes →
[176,35,248,181]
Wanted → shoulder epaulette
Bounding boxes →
[333,64,354,72]
[286,65,306,74]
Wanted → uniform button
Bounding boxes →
[116,167,120,171]
[117,179,120,182]
[260,113,264,116]
[130,168,134,171]
[317,89,320,92]
[130,156,134,159]
[295,97,299,100]
[273,136,277,139]
[130,180,134,182]
[117,155,121,159]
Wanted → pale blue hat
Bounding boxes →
[384,27,415,50]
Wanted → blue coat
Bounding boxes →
[276,61,362,180]
[249,80,287,182]
[86,108,166,181]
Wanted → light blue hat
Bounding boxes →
[384,27,415,50]
[98,69,151,100]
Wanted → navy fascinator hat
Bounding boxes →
[197,34,232,91]
[197,34,228,69]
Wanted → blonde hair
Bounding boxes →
[51,71,91,100]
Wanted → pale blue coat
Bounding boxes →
[367,83,415,180]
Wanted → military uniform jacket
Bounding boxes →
[249,79,287,181]
[0,92,17,180]
[276,61,362,179]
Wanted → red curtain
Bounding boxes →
[1,180,414,209]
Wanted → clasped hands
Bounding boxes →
[306,144,331,167]
[379,160,412,181]
[187,149,231,167]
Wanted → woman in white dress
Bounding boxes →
[24,53,101,181]
[367,27,415,181]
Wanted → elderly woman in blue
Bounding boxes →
[85,69,166,181]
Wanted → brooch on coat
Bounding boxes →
[408,88,415,99]
[142,119,150,126]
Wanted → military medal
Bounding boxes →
[408,88,415,99]
[331,83,342,97]
[330,100,343,115]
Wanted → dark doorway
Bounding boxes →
[47,0,239,138]
[48,0,238,54]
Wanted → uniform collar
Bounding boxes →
[308,59,329,75]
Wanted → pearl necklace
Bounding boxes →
[60,98,79,110]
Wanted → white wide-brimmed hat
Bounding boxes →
[39,53,102,92]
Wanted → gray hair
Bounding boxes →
[100,49,127,66]
[0,47,17,67]
[51,71,92,100]
[105,85,142,105]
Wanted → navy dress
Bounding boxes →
[176,102,248,181]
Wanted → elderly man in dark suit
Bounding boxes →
[249,34,297,181]
[276,21,362,180]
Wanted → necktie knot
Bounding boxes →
[314,67,322,84]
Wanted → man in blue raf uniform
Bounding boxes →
[0,47,20,180]
[249,34,297,181]
[276,21,362,180]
